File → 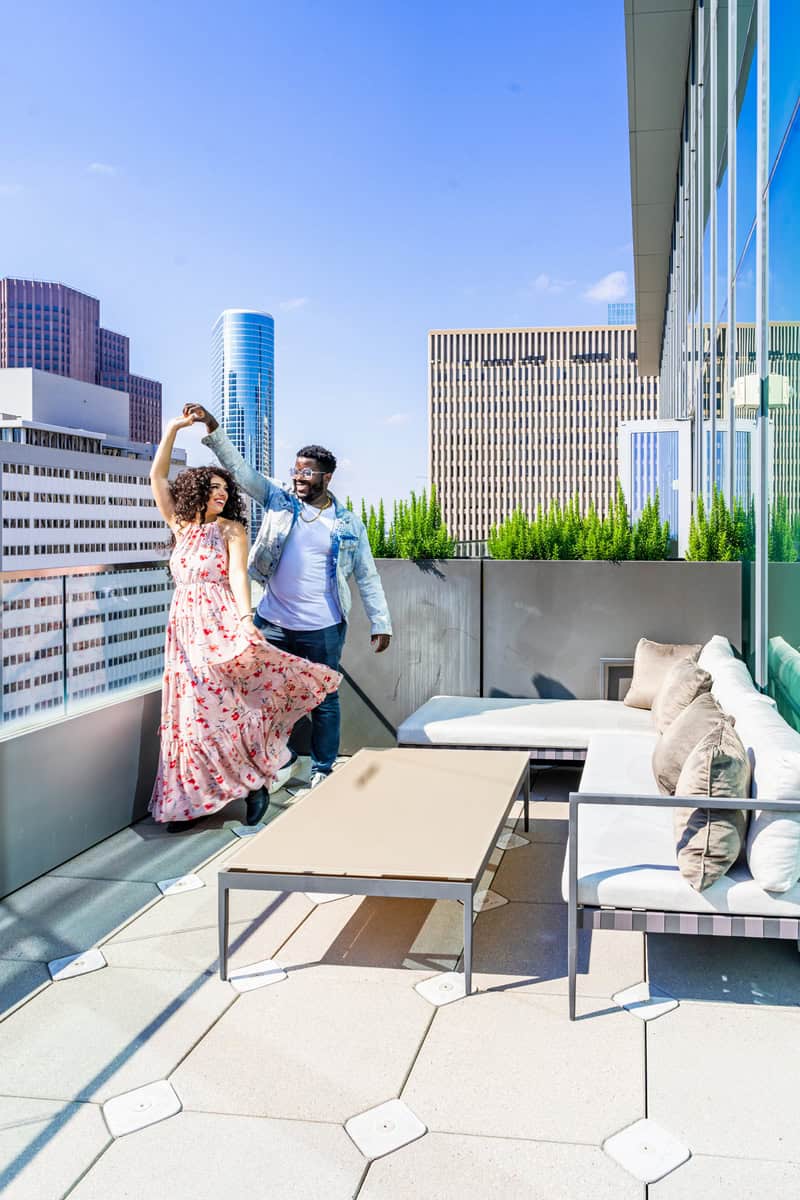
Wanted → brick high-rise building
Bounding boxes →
[429,325,659,545]
[0,278,162,443]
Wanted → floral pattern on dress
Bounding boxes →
[149,521,341,823]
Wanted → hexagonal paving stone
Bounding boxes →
[66,1111,364,1200]
[0,1096,111,1200]
[0,876,158,963]
[171,972,432,1123]
[359,1131,643,1199]
[402,991,643,1144]
[0,965,234,1103]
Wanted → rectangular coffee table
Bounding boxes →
[218,746,530,995]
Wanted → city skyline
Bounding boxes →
[429,324,658,545]
[0,278,162,444]
[0,1,635,510]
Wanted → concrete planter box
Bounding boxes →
[482,560,743,700]
[339,559,481,753]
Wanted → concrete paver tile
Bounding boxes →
[0,876,158,963]
[402,991,644,1143]
[67,1111,364,1200]
[648,1002,800,1161]
[0,958,50,1019]
[104,894,313,974]
[647,933,800,1006]
[649,1152,800,1198]
[50,824,235,883]
[278,893,463,975]
[0,1096,110,1200]
[360,1131,643,1199]
[491,838,568,903]
[0,965,234,1103]
[470,900,644,999]
[172,972,433,1123]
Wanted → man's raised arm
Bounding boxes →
[182,404,274,504]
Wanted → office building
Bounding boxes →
[607,303,636,326]
[428,325,659,545]
[0,278,162,443]
[625,0,800,689]
[0,369,184,726]
[211,309,275,530]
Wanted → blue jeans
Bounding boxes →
[252,614,346,776]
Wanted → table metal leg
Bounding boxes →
[463,886,473,995]
[218,880,230,982]
[523,770,531,832]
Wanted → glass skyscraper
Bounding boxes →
[210,309,275,530]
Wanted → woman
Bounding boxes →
[149,412,340,828]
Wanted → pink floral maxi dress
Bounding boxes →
[150,522,341,822]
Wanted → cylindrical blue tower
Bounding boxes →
[211,309,275,531]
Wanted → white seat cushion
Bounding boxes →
[562,732,800,917]
[397,696,653,750]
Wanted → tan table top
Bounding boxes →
[225,747,529,883]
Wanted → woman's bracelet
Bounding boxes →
[239,612,253,622]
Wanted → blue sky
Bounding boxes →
[0,0,634,508]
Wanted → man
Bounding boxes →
[183,404,392,788]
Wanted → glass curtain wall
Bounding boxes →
[658,0,800,694]
[764,0,800,723]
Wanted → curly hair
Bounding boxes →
[169,466,247,532]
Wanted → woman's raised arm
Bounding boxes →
[149,414,197,529]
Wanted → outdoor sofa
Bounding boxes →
[398,636,800,1019]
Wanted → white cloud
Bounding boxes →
[384,412,410,426]
[584,270,628,302]
[278,297,309,311]
[87,162,116,176]
[0,183,23,197]
[533,273,575,295]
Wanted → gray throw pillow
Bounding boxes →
[651,658,713,734]
[651,692,727,795]
[624,638,702,710]
[673,722,751,891]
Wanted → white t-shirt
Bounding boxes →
[257,501,342,631]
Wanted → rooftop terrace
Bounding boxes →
[2,765,799,1199]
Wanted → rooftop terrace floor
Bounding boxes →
[1,767,800,1198]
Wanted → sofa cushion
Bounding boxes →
[651,658,712,733]
[711,658,776,717]
[651,693,728,795]
[673,723,751,891]
[697,634,735,674]
[396,696,652,750]
[624,638,702,710]
[736,696,800,892]
[565,731,800,915]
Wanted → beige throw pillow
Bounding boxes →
[624,638,702,710]
[651,692,727,795]
[651,658,713,733]
[673,722,751,891]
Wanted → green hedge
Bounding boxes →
[347,486,456,559]
[486,483,670,561]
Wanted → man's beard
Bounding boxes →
[297,481,325,504]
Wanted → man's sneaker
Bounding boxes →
[268,753,301,795]
[308,771,330,790]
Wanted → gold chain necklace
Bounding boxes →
[299,497,333,524]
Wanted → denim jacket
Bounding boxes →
[202,428,392,635]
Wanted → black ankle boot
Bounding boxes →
[245,787,269,826]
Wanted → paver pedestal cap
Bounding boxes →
[345,1098,427,1160]
[415,972,467,1007]
[603,1117,690,1183]
[48,948,106,981]
[103,1080,181,1138]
